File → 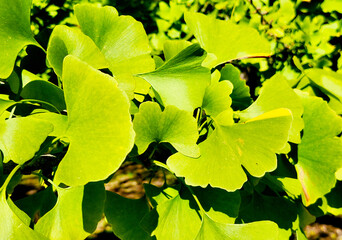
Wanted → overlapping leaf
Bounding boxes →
[138,44,211,112]
[133,101,199,157]
[47,25,108,77]
[168,108,292,191]
[195,214,278,240]
[35,182,105,240]
[184,12,272,68]
[0,0,41,78]
[74,4,155,94]
[296,92,342,205]
[202,78,233,118]
[219,64,252,109]
[0,167,48,239]
[53,56,135,186]
[306,68,342,103]
[239,75,303,143]
[105,191,151,240]
[0,117,53,165]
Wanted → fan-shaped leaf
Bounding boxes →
[53,56,135,186]
[133,101,200,157]
[74,4,155,94]
[168,109,292,191]
[239,75,303,143]
[296,92,342,205]
[0,117,53,165]
[138,44,211,112]
[0,0,41,78]
[35,182,105,240]
[184,12,272,67]
[47,25,108,77]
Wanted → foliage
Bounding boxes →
[0,0,342,239]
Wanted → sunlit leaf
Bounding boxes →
[0,117,53,165]
[184,12,272,67]
[0,0,41,78]
[168,109,292,191]
[47,25,108,77]
[35,182,105,240]
[296,92,342,205]
[74,4,155,95]
[138,44,211,112]
[133,101,200,157]
[195,213,278,240]
[53,56,135,186]
[163,40,191,61]
[239,75,303,144]
[321,0,342,13]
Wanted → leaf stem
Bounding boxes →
[0,165,20,192]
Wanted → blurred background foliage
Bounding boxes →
[29,0,342,98]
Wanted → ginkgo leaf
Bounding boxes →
[163,40,192,61]
[74,4,155,95]
[167,108,292,191]
[53,56,135,187]
[219,64,252,110]
[295,92,342,205]
[0,0,41,78]
[138,44,211,112]
[195,214,278,240]
[149,194,202,240]
[133,101,200,157]
[239,75,303,144]
[305,68,342,102]
[184,12,272,68]
[202,79,233,118]
[0,99,16,116]
[35,182,105,240]
[105,191,152,240]
[20,80,66,111]
[336,168,342,180]
[0,117,53,165]
[321,0,342,13]
[193,186,241,224]
[0,167,48,239]
[238,192,298,230]
[29,112,68,138]
[47,25,108,77]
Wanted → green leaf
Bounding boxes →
[28,113,68,138]
[219,64,252,110]
[144,184,180,208]
[0,0,41,78]
[15,186,57,219]
[150,194,202,240]
[74,4,155,95]
[238,192,297,230]
[0,99,16,116]
[184,12,272,68]
[167,109,292,191]
[0,167,48,239]
[239,75,304,144]
[104,191,152,240]
[193,186,240,223]
[0,117,53,165]
[138,44,211,112]
[163,40,192,61]
[35,182,105,240]
[296,92,342,205]
[306,68,342,103]
[321,0,342,13]
[195,214,278,240]
[133,101,200,157]
[53,56,135,187]
[325,181,342,215]
[20,80,66,111]
[47,25,108,77]
[202,78,233,118]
